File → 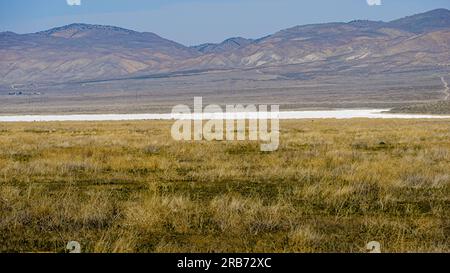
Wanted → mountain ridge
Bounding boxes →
[1,9,450,84]
[8,9,450,49]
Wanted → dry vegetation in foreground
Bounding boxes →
[0,119,449,253]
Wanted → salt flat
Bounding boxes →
[1,109,450,122]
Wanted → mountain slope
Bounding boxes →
[192,37,254,54]
[188,9,450,71]
[1,9,450,84]
[0,24,200,83]
[387,8,450,34]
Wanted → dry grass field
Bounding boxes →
[0,119,449,253]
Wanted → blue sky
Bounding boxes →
[1,0,450,45]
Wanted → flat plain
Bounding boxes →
[1,70,448,115]
[0,119,448,253]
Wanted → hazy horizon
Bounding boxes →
[2,0,450,45]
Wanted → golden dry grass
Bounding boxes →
[0,119,449,253]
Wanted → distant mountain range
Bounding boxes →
[1,8,450,84]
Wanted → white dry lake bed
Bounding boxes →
[0,109,450,122]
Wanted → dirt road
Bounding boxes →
[441,76,449,101]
